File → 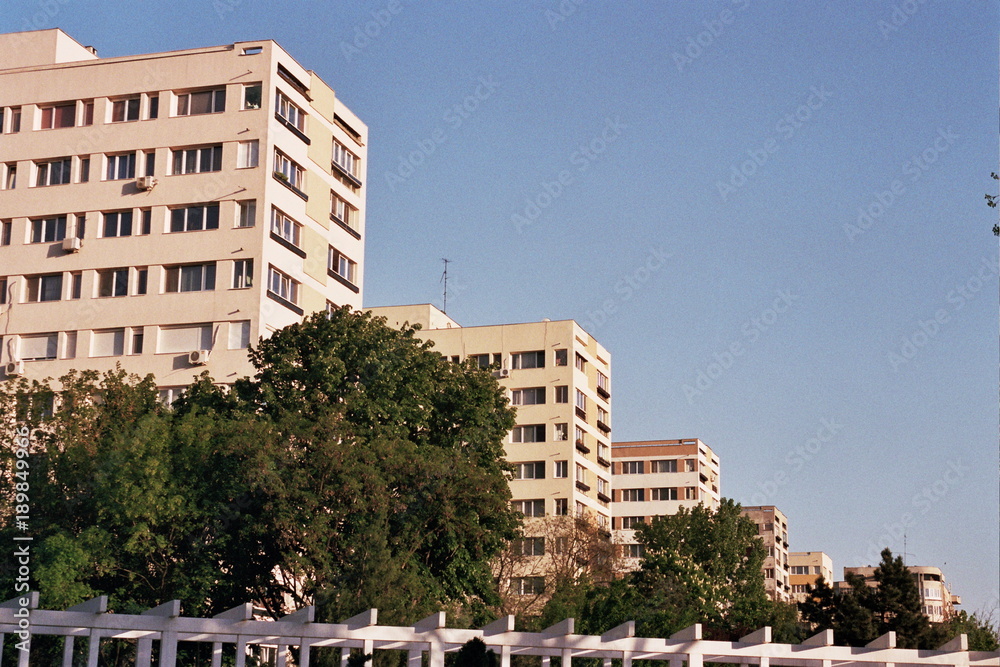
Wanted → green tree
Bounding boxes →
[871,549,929,648]
[986,172,998,236]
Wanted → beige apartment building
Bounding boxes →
[789,551,833,602]
[368,304,613,600]
[0,29,366,397]
[610,439,721,568]
[841,564,961,623]
[740,505,791,602]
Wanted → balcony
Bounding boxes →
[575,439,590,455]
[597,419,610,434]
[596,386,610,400]
[575,480,591,492]
[575,406,586,420]
[597,456,610,468]
[597,492,611,503]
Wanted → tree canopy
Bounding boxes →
[0,307,521,626]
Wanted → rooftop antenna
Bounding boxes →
[440,258,451,314]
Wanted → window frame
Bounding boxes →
[164,263,217,293]
[176,88,227,116]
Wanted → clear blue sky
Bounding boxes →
[6,0,997,615]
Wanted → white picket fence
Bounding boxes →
[1,593,998,667]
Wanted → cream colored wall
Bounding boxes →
[0,32,366,389]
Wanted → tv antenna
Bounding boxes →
[440,258,451,313]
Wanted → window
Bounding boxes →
[276,90,306,131]
[512,424,544,443]
[511,351,545,369]
[106,152,136,180]
[144,151,156,177]
[273,150,304,189]
[511,387,545,405]
[554,423,568,441]
[25,274,63,302]
[111,97,141,122]
[597,371,610,393]
[554,498,569,516]
[238,200,257,227]
[512,537,544,557]
[243,83,262,109]
[233,259,253,289]
[131,331,144,355]
[158,387,186,406]
[172,145,222,174]
[331,192,359,230]
[575,389,587,411]
[626,544,645,559]
[684,487,698,500]
[685,459,697,472]
[0,277,7,305]
[764,569,775,579]
[651,459,677,473]
[597,477,609,497]
[177,88,226,115]
[70,273,82,299]
[31,216,67,243]
[140,210,152,235]
[554,460,568,478]
[237,140,259,168]
[229,320,251,350]
[170,203,220,232]
[575,426,585,445]
[64,332,77,359]
[268,267,298,304]
[511,500,544,517]
[35,157,72,186]
[509,577,545,595]
[136,269,148,295]
[597,442,609,462]
[328,247,357,284]
[1,221,10,246]
[3,164,14,190]
[97,268,129,297]
[597,406,609,425]
[158,324,212,353]
[4,107,21,133]
[620,516,643,529]
[103,210,133,237]
[575,464,586,484]
[91,328,125,357]
[621,489,645,502]
[514,462,545,480]
[652,488,678,501]
[575,353,587,371]
[790,566,809,575]
[792,585,809,594]
[468,353,494,369]
[165,263,216,292]
[80,158,90,182]
[555,385,568,403]
[20,333,58,361]
[271,208,301,246]
[622,461,644,474]
[332,139,359,177]
[39,102,76,129]
[555,349,567,366]
[148,95,159,119]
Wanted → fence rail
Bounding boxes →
[1,593,998,667]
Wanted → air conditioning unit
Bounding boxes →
[495,368,511,379]
[5,360,24,377]
[62,237,82,253]
[188,349,211,365]
[136,176,158,191]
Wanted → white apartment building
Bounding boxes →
[0,29,366,396]
[368,304,614,599]
[741,505,791,602]
[842,564,962,623]
[610,438,721,568]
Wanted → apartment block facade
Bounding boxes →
[0,29,366,396]
[841,565,961,623]
[740,505,791,602]
[789,551,833,603]
[368,304,614,599]
[610,439,721,568]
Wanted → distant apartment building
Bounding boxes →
[789,551,833,602]
[368,304,613,601]
[740,505,791,602]
[0,29,366,396]
[841,565,961,623]
[610,439,721,568]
